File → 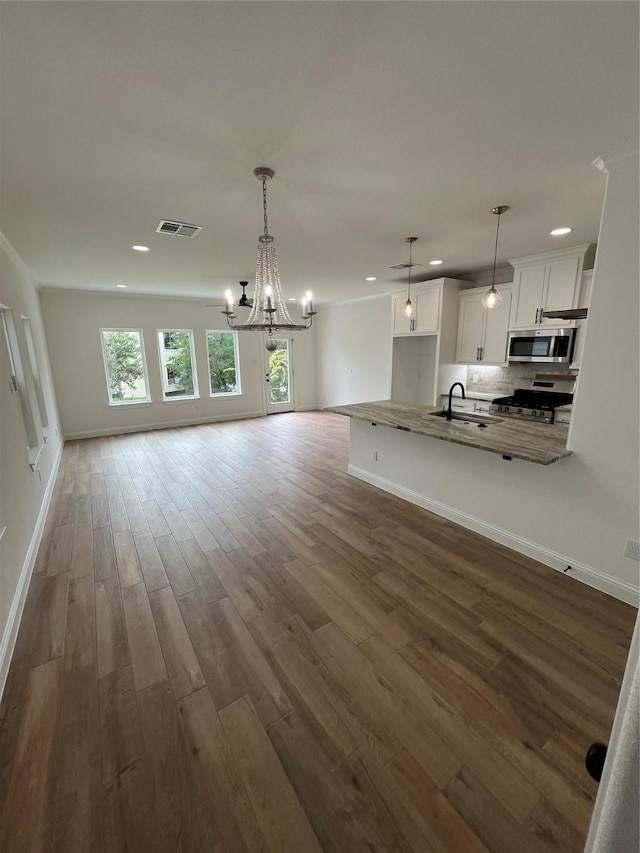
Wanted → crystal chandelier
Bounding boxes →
[482,205,509,309]
[223,167,316,351]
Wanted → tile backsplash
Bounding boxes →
[465,364,575,396]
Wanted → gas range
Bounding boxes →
[490,388,573,424]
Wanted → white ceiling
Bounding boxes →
[0,2,637,306]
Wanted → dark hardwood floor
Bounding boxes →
[0,411,635,852]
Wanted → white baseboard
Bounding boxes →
[348,464,640,607]
[64,409,267,440]
[294,404,320,412]
[0,440,64,702]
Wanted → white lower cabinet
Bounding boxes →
[456,286,512,364]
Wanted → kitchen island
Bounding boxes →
[327,399,571,465]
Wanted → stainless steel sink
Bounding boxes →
[429,410,503,425]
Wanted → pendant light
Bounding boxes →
[403,237,418,317]
[482,205,509,309]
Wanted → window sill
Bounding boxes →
[162,396,200,404]
[210,391,243,399]
[28,443,44,471]
[108,400,153,408]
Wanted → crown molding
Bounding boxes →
[593,143,639,175]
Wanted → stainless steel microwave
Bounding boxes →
[507,327,576,363]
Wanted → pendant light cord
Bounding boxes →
[408,239,413,300]
[491,212,501,289]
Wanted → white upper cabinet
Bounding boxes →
[456,286,512,364]
[391,278,456,335]
[508,244,594,329]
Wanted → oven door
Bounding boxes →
[507,329,575,363]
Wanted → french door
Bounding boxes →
[263,335,295,414]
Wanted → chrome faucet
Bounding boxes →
[446,382,466,420]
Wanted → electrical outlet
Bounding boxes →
[624,539,640,561]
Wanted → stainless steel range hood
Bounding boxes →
[541,307,588,320]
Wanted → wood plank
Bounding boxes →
[74,494,92,527]
[176,687,257,852]
[178,537,227,604]
[64,574,96,672]
[52,664,102,852]
[158,502,192,542]
[220,696,323,852]
[95,574,130,678]
[154,533,196,597]
[360,747,490,853]
[141,499,171,538]
[46,523,73,576]
[121,583,167,692]
[313,622,460,788]
[136,680,214,852]
[93,526,116,581]
[444,766,548,853]
[268,710,413,853]
[210,596,292,727]
[0,659,63,853]
[134,532,169,592]
[149,586,205,700]
[250,613,358,761]
[108,496,130,533]
[91,494,110,529]
[284,557,375,644]
[71,524,93,578]
[113,529,143,588]
[31,572,70,667]
[99,666,159,852]
[177,589,246,710]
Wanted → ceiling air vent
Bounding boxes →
[156,220,202,237]
[389,261,421,270]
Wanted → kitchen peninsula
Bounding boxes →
[328,399,571,465]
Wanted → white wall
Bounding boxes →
[0,234,64,694]
[316,295,393,407]
[320,149,640,603]
[40,291,317,438]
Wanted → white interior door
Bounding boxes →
[263,335,295,414]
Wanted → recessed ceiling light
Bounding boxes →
[116,284,127,288]
[365,276,376,281]
[429,259,444,266]
[289,298,296,301]
[132,245,150,252]
[550,227,573,236]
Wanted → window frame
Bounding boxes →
[1,305,41,468]
[21,316,49,433]
[206,329,242,398]
[100,327,151,407]
[156,328,199,402]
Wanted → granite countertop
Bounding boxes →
[326,400,572,465]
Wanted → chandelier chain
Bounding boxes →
[263,179,269,238]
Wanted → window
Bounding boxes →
[162,331,179,350]
[207,330,240,396]
[101,329,150,405]
[157,329,198,400]
[1,306,40,461]
[21,317,49,430]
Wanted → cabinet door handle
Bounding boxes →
[479,347,483,360]
[476,347,480,360]
[535,308,540,324]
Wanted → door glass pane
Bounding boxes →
[269,340,290,404]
